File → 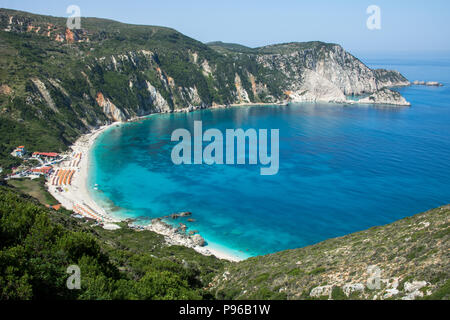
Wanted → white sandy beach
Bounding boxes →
[47,119,243,262]
[47,122,121,225]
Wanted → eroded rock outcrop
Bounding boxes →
[0,84,12,96]
[358,88,411,106]
[31,78,59,113]
[145,81,171,112]
[146,219,206,248]
[96,92,126,121]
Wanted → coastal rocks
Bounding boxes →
[178,223,187,232]
[413,80,443,86]
[163,211,192,219]
[357,88,411,106]
[192,234,206,247]
[179,211,192,217]
[145,217,206,249]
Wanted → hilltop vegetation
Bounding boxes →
[0,185,223,299]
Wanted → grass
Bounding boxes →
[7,176,58,206]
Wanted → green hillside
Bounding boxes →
[210,206,449,300]
[0,185,223,299]
[0,9,445,301]
[0,8,408,172]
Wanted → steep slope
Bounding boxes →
[0,8,409,171]
[2,181,447,300]
[210,41,410,102]
[209,206,449,300]
[0,185,223,299]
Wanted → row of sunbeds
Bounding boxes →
[51,169,75,186]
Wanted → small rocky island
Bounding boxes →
[413,80,444,87]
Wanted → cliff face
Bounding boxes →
[0,9,411,154]
[252,43,409,103]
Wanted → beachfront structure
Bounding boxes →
[11,146,26,158]
[32,152,60,160]
[31,166,53,175]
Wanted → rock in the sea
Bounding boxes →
[425,81,443,86]
[179,211,192,217]
[192,234,205,247]
[413,80,443,86]
[178,223,187,232]
[358,88,411,106]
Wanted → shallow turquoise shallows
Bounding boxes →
[89,57,450,259]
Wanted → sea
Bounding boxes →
[88,56,450,259]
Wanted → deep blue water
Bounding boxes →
[89,58,450,259]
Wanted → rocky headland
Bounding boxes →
[357,88,411,106]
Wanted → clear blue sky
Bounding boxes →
[1,0,449,56]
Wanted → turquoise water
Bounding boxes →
[89,58,450,259]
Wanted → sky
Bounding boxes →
[1,0,450,57]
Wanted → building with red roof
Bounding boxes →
[31,166,53,174]
[32,152,60,158]
[11,146,26,158]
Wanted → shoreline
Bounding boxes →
[47,122,122,225]
[43,95,414,262]
[47,113,245,262]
